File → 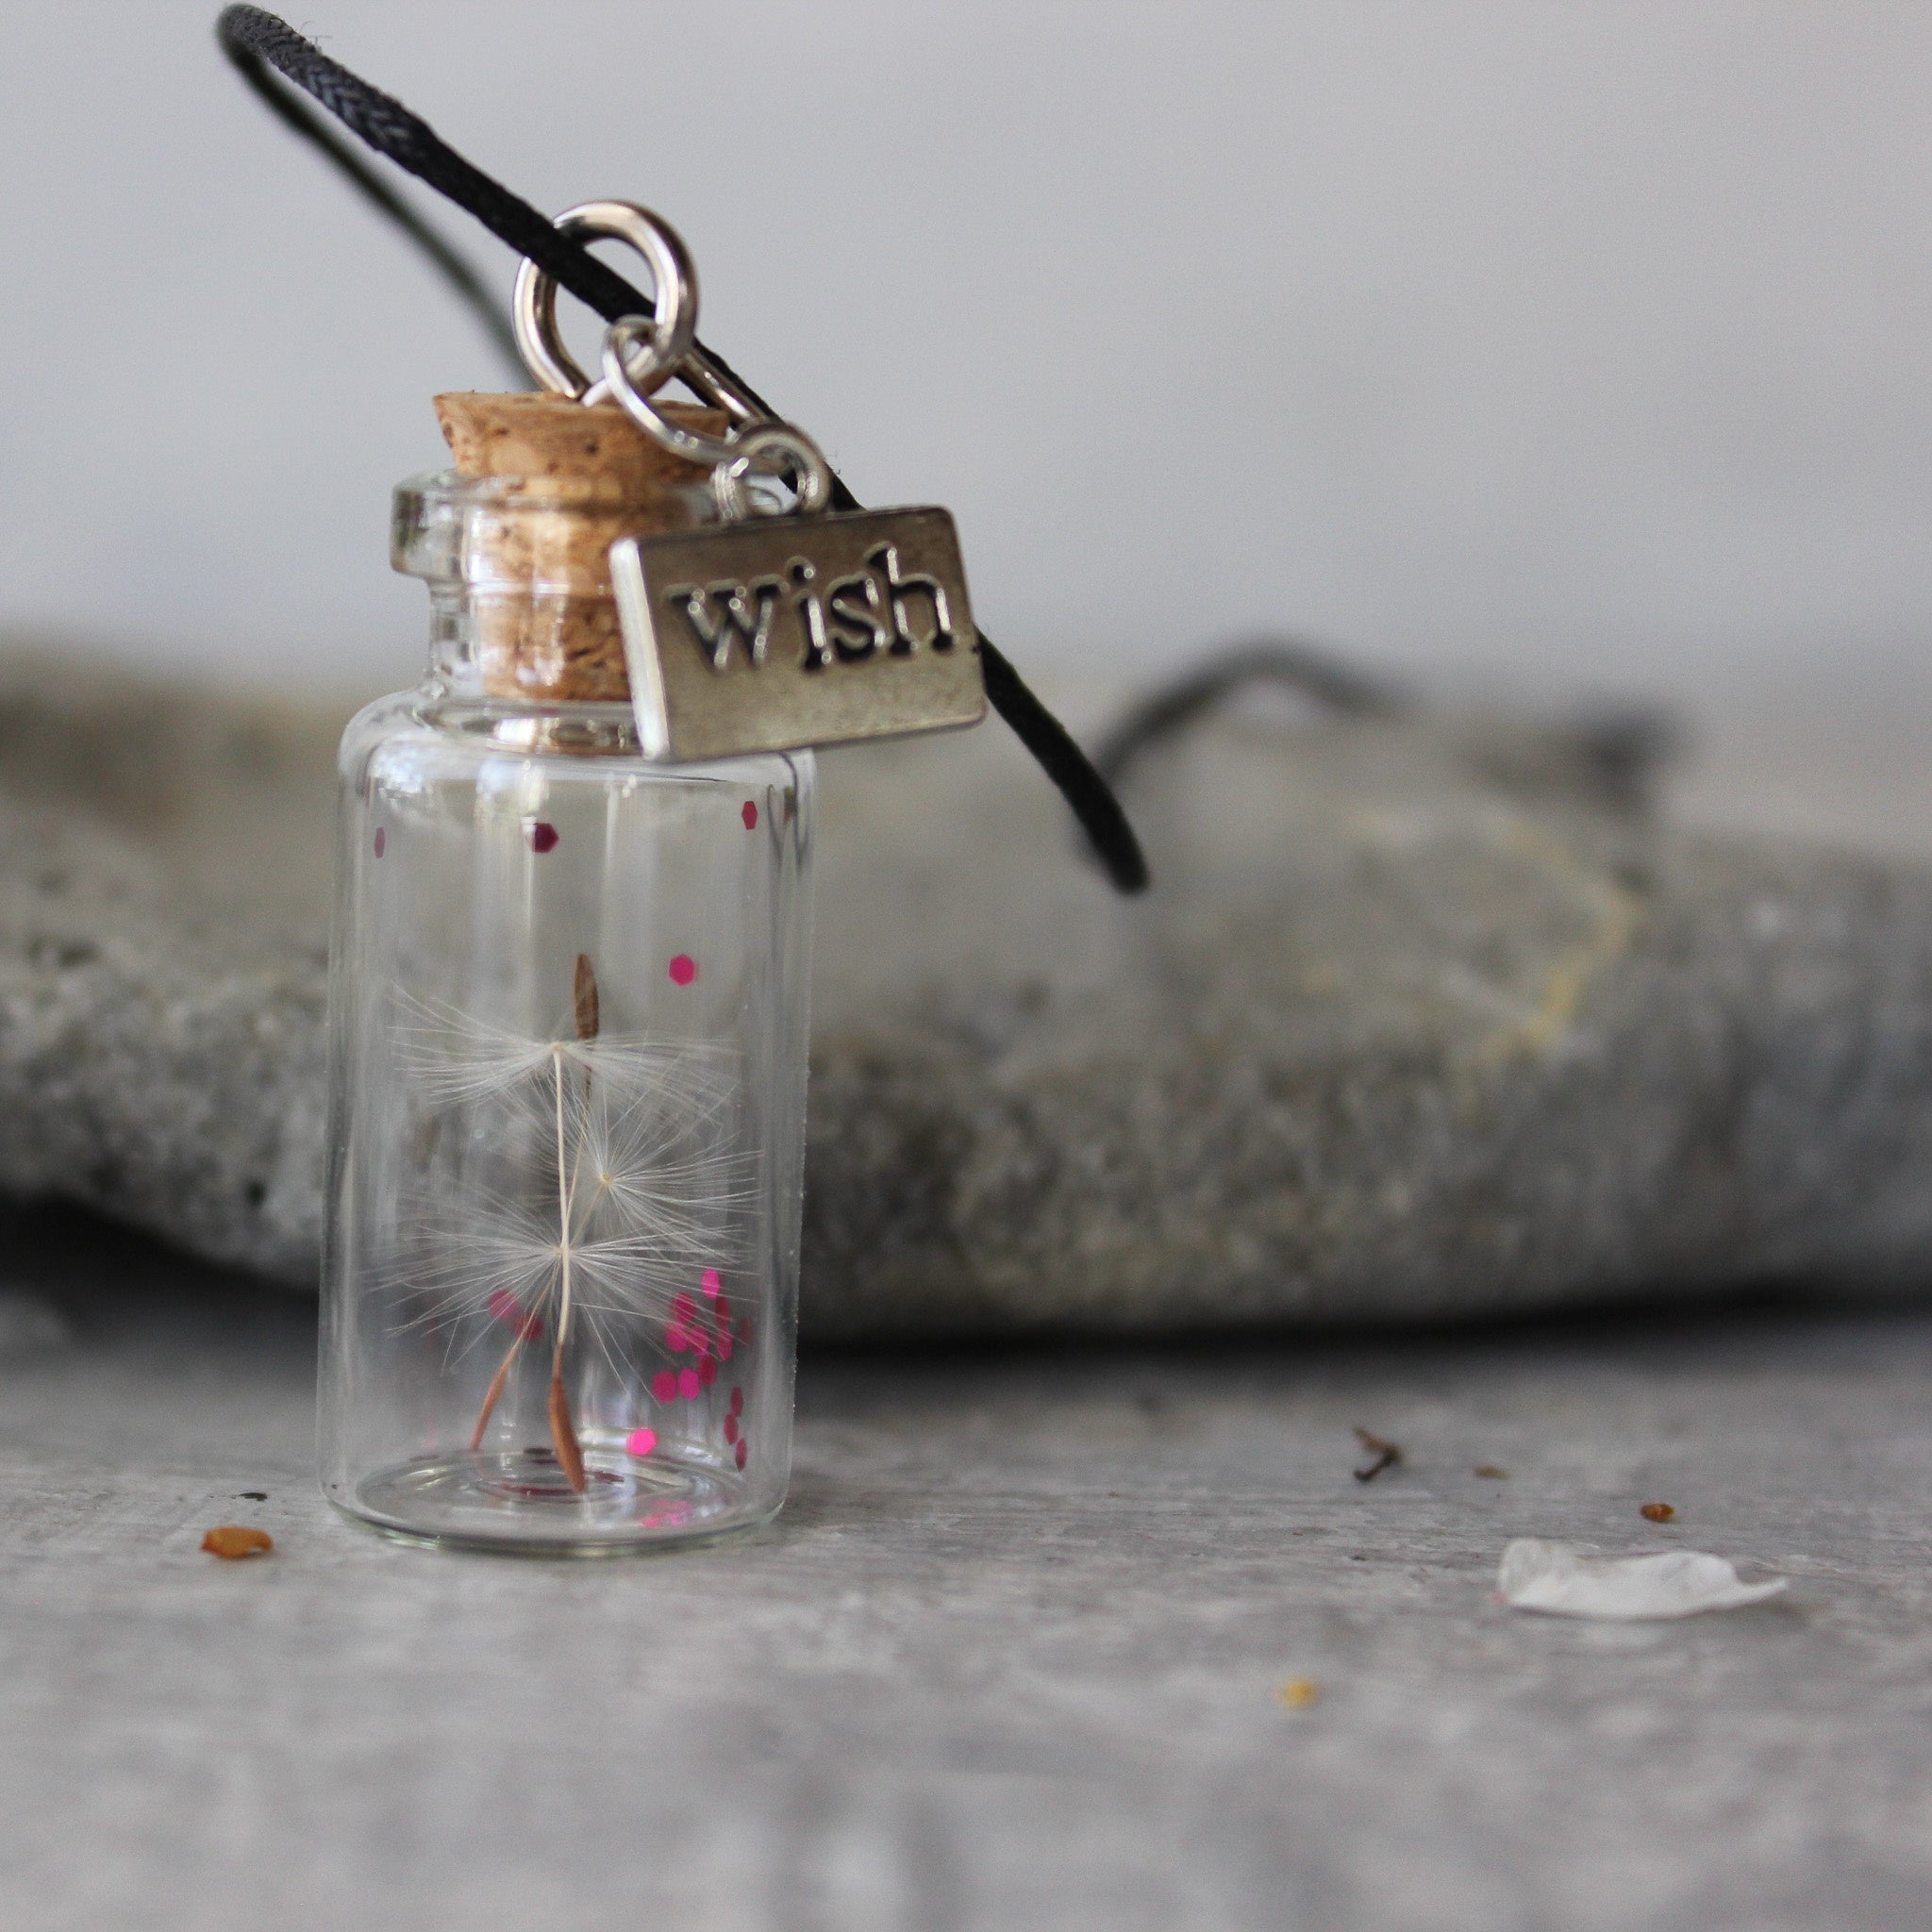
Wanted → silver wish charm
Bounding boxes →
[610,508,982,760]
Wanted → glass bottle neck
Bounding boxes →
[394,467,716,708]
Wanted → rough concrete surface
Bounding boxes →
[0,1218,1927,1932]
[4,651,1932,1335]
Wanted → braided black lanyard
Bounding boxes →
[215,6,1147,894]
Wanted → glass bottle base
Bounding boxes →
[331,1445,778,1555]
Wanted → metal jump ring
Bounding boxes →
[599,318,741,467]
[712,422,835,522]
[511,200,697,404]
[601,325,830,513]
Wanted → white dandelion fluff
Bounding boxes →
[385,961,755,1482]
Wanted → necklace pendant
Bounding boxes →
[610,506,986,761]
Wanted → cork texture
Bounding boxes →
[433,392,724,703]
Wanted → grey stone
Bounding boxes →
[3,1229,1931,1932]
[3,649,1932,1334]
[808,713,1932,1335]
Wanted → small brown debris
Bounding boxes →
[1274,1677,1321,1709]
[1474,1465,1508,1480]
[1352,1427,1402,1483]
[1640,1502,1675,1523]
[201,1525,273,1560]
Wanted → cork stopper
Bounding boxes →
[432,391,724,702]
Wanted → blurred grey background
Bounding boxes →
[2,2,1929,842]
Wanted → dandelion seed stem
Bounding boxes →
[550,1042,587,1493]
[469,1335,521,1451]
[548,1357,586,1493]
[553,1045,576,1353]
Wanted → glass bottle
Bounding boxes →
[319,402,814,1552]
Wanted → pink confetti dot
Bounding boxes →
[729,1386,743,1415]
[652,1370,677,1403]
[486,1289,542,1341]
[625,1427,658,1458]
[734,1440,747,1470]
[691,1330,710,1358]
[724,1413,738,1445]
[741,800,758,830]
[699,1356,718,1388]
[668,953,696,986]
[701,1268,723,1298]
[717,1335,733,1362]
[673,1292,697,1322]
[373,826,386,858]
[526,821,559,854]
[665,1322,689,1352]
[677,1367,701,1401]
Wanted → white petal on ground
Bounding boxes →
[1497,1539,1789,1620]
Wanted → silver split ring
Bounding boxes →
[511,199,697,404]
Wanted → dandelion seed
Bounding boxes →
[389,958,757,1474]
[574,953,600,1043]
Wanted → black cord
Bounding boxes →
[1092,639,1407,786]
[214,5,1148,893]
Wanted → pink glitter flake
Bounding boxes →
[625,1426,658,1458]
[651,1370,677,1403]
[672,1292,697,1322]
[677,1367,701,1401]
[699,1356,718,1388]
[486,1289,542,1341]
[668,954,697,987]
[526,821,559,854]
[373,826,386,858]
[734,1440,747,1470]
[717,1335,733,1362]
[701,1268,723,1298]
[741,800,758,830]
[729,1386,743,1415]
[724,1413,738,1445]
[665,1322,689,1352]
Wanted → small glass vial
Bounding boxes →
[320,395,814,1552]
